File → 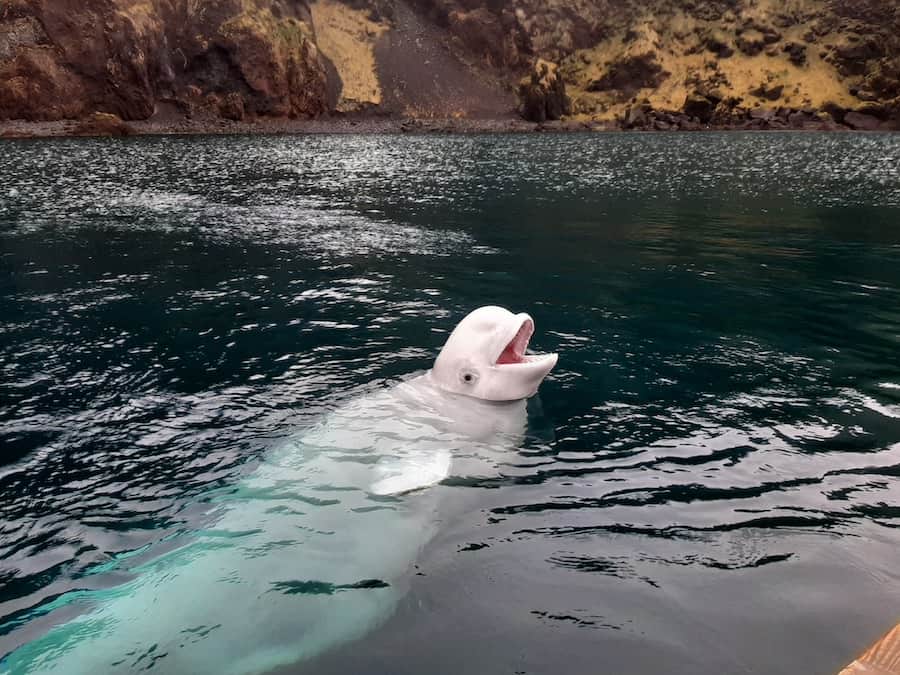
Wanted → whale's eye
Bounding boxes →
[461,371,479,385]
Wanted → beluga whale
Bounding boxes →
[1,306,558,675]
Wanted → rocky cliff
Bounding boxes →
[1,0,898,129]
[421,0,900,129]
[0,0,328,121]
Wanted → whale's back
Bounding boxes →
[2,378,524,675]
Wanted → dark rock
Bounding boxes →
[803,118,828,130]
[834,38,884,63]
[204,92,222,111]
[698,86,724,104]
[811,15,839,37]
[857,103,889,120]
[586,52,669,99]
[750,83,784,101]
[70,112,134,137]
[219,92,245,121]
[736,22,781,56]
[821,101,847,123]
[887,98,900,126]
[519,59,570,123]
[749,107,775,120]
[690,1,729,22]
[844,111,883,130]
[830,38,885,77]
[445,7,516,69]
[655,111,679,125]
[864,59,900,99]
[622,103,650,129]
[787,110,814,128]
[736,34,766,56]
[783,42,807,66]
[682,92,718,124]
[702,31,734,58]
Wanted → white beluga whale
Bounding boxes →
[1,306,557,675]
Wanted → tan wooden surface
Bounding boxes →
[839,624,900,675]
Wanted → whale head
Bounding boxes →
[430,306,558,401]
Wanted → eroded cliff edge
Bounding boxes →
[1,0,898,131]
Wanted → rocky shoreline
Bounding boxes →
[1,109,896,140]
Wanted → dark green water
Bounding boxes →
[1,132,899,674]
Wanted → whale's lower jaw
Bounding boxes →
[492,315,558,381]
[495,352,559,375]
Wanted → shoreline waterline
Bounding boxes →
[2,115,898,139]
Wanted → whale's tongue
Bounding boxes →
[496,319,533,365]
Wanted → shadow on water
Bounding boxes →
[1,132,899,674]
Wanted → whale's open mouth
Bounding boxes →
[494,317,555,367]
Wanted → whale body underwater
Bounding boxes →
[2,306,558,674]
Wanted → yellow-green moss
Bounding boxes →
[558,0,860,122]
[310,0,389,110]
[220,2,314,56]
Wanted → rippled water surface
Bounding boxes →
[1,132,900,674]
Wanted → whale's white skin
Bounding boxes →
[1,307,557,675]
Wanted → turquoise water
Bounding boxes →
[1,132,899,674]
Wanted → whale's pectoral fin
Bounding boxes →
[370,448,451,496]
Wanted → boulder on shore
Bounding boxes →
[843,111,883,130]
[70,113,134,137]
[682,89,722,124]
[519,59,571,123]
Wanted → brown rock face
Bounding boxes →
[844,111,884,130]
[415,0,609,69]
[0,0,327,122]
[2,0,899,128]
